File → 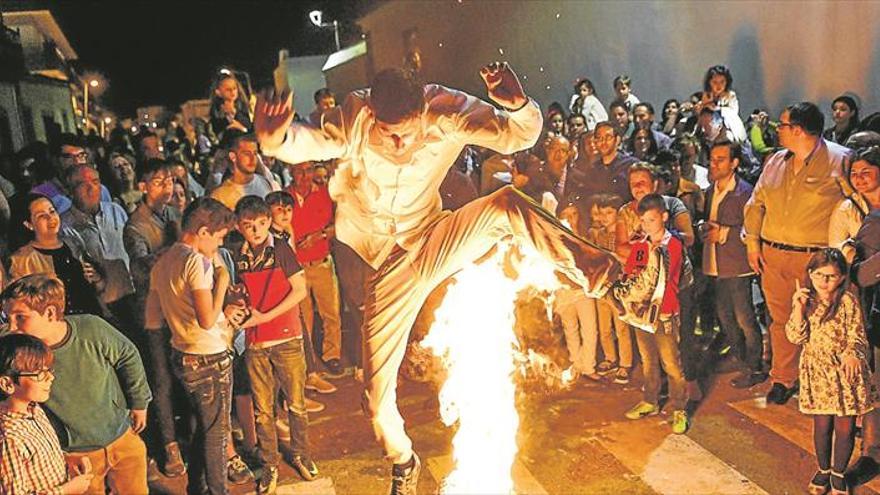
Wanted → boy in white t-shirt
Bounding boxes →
[146,197,248,495]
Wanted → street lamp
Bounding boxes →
[83,79,98,130]
[309,10,340,52]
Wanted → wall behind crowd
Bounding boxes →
[360,0,880,118]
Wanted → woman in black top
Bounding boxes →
[8,194,104,316]
[823,95,860,145]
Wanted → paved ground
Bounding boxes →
[148,361,880,495]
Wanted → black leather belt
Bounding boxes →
[764,240,822,253]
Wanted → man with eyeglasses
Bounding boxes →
[564,121,638,209]
[210,131,280,211]
[744,101,852,406]
[32,133,113,214]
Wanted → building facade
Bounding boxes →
[0,9,80,153]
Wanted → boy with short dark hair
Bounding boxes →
[587,194,634,384]
[233,195,318,493]
[123,157,186,477]
[146,197,245,495]
[265,190,338,402]
[619,194,689,434]
[612,74,640,114]
[265,191,295,245]
[1,274,152,494]
[0,333,94,495]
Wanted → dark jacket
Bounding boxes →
[704,175,753,278]
[854,210,880,345]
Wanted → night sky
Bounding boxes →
[5,0,370,116]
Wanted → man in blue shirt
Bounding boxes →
[60,165,135,332]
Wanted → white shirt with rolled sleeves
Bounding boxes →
[261,84,543,270]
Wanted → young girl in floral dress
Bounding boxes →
[787,248,878,495]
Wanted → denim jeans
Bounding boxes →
[145,328,178,451]
[245,338,310,468]
[597,296,633,368]
[635,316,687,410]
[172,349,232,495]
[715,276,763,373]
[677,284,703,381]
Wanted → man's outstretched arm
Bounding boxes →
[255,89,346,164]
[453,62,543,154]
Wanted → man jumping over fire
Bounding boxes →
[255,62,619,495]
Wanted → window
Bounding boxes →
[0,106,12,154]
[20,105,35,144]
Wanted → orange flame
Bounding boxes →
[422,240,563,493]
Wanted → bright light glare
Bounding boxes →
[309,10,323,27]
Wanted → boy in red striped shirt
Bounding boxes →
[233,195,318,494]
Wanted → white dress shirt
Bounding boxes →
[262,84,543,269]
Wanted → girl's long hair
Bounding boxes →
[804,248,850,324]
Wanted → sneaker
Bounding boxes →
[162,441,187,477]
[227,454,254,485]
[258,465,279,494]
[306,397,325,413]
[354,367,364,383]
[390,452,421,495]
[291,454,319,481]
[671,409,689,434]
[625,401,660,420]
[730,371,768,389]
[766,382,797,405]
[613,367,631,384]
[596,360,619,376]
[306,373,337,394]
[324,358,345,378]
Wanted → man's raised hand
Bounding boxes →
[255,89,295,150]
[480,62,527,111]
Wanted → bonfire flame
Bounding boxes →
[422,240,563,494]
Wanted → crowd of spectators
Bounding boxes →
[1,62,880,495]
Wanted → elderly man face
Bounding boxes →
[543,136,573,179]
[69,166,102,215]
